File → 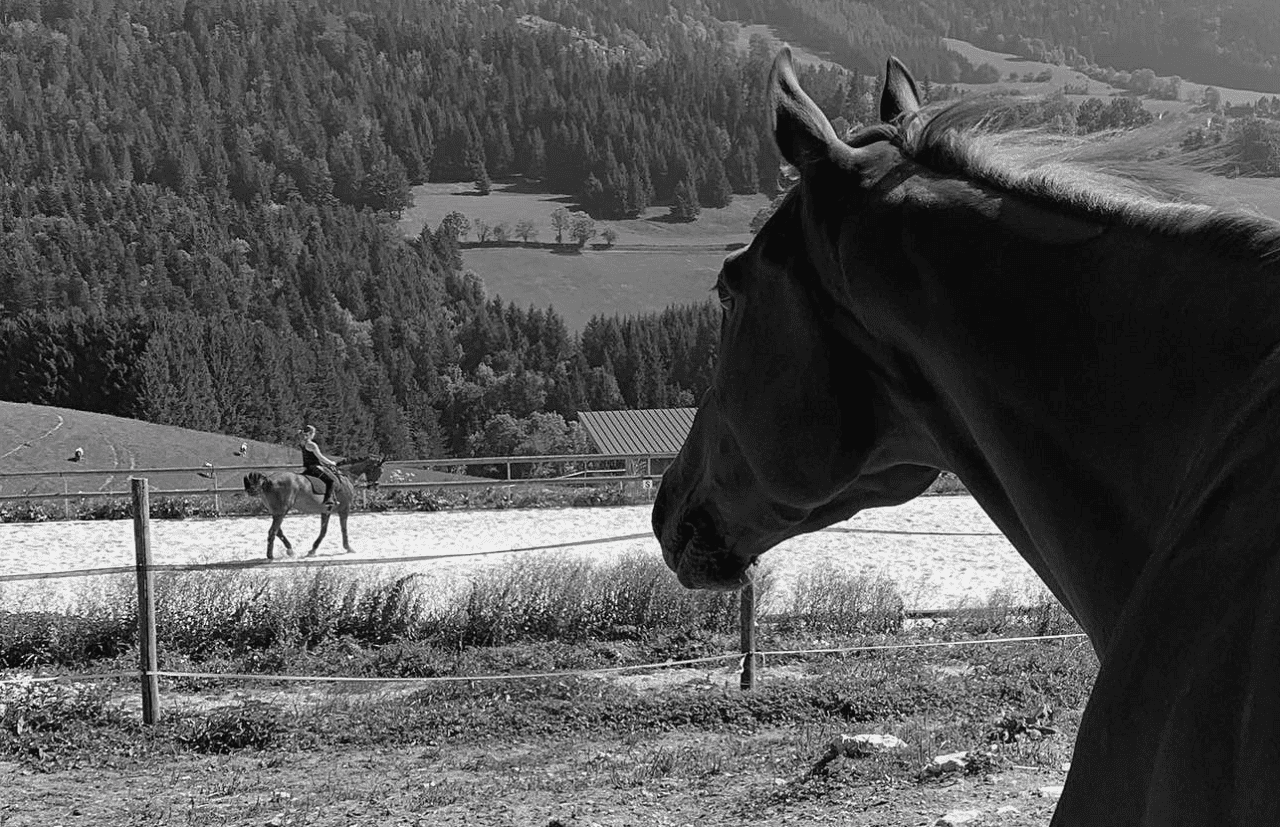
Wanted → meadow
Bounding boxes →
[0,401,295,487]
[396,180,770,329]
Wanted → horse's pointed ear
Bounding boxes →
[880,56,922,125]
[770,47,842,171]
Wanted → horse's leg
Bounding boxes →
[308,512,330,557]
[267,514,285,560]
[276,523,294,557]
[339,509,353,554]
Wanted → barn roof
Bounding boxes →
[578,408,696,455]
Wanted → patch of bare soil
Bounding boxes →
[0,734,1067,827]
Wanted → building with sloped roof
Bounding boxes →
[577,408,696,478]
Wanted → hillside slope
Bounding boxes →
[0,401,297,497]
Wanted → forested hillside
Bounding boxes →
[7,0,1268,463]
[0,0,779,460]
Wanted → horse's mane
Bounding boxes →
[883,96,1280,262]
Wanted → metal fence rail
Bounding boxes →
[0,452,677,508]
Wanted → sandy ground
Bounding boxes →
[0,497,1042,611]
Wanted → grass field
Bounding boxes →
[464,246,723,328]
[397,181,770,248]
[397,181,769,328]
[0,402,296,500]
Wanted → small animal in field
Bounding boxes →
[69,447,83,462]
[242,456,384,559]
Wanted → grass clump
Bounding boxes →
[175,701,290,753]
[0,676,136,766]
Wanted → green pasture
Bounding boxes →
[465,247,724,329]
[0,401,294,496]
[398,182,768,328]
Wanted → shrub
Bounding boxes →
[948,587,1079,638]
[0,501,54,523]
[78,499,132,520]
[779,565,905,635]
[151,497,202,519]
[450,552,751,646]
[0,578,137,668]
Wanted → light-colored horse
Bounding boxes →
[654,48,1280,825]
[243,456,384,559]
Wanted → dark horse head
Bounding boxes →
[341,455,385,489]
[653,51,942,592]
[653,46,1280,827]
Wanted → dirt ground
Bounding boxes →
[0,733,1068,827]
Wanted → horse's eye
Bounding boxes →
[716,282,733,311]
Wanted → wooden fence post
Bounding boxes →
[132,477,160,725]
[61,474,71,520]
[211,469,221,516]
[740,577,758,690]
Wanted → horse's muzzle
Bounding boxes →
[654,502,753,591]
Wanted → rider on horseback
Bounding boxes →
[299,425,339,510]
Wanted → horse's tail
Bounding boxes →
[243,471,268,495]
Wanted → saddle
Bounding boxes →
[302,468,344,496]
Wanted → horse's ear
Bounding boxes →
[770,47,843,172]
[880,56,921,125]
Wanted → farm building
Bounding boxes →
[578,408,696,477]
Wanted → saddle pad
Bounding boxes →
[302,474,327,496]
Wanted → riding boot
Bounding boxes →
[323,478,336,510]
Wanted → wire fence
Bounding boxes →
[0,476,1079,720]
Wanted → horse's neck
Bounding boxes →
[888,217,1280,653]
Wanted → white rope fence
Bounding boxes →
[0,532,655,584]
[0,634,1088,688]
[0,477,1077,720]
